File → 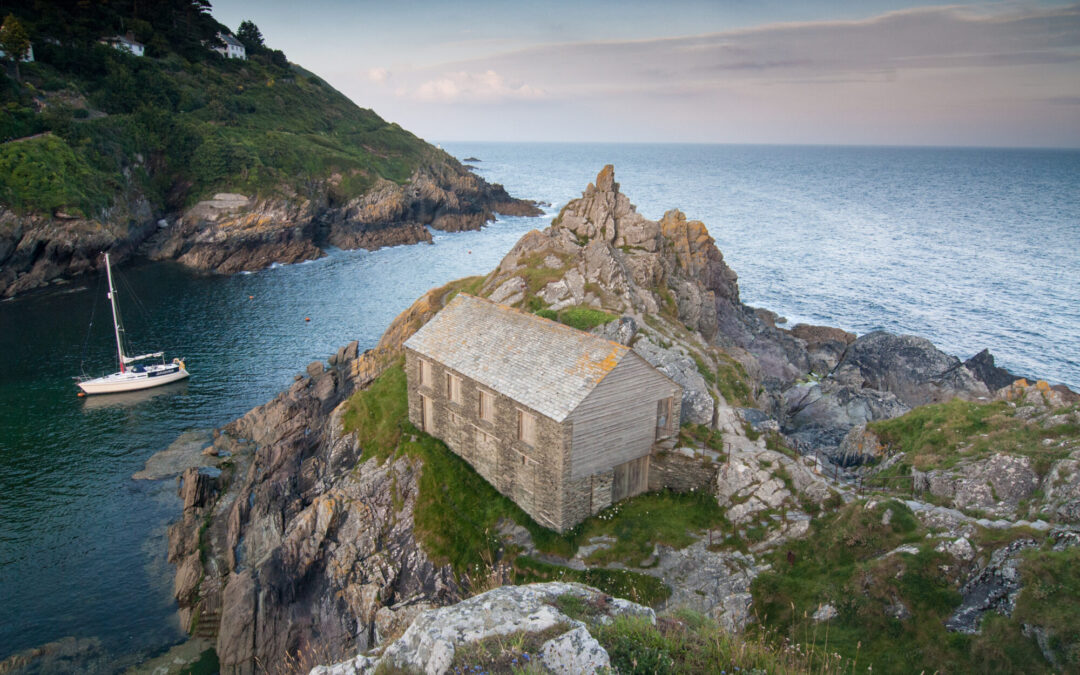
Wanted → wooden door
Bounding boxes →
[612,456,649,502]
[420,394,434,433]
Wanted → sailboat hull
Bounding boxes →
[78,367,189,395]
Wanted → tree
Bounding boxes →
[236,20,263,51]
[0,14,30,82]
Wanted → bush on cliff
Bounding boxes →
[0,0,442,221]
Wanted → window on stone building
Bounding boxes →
[446,372,462,404]
[419,358,433,387]
[656,397,673,439]
[517,409,536,446]
[478,389,495,423]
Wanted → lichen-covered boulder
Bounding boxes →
[312,582,654,675]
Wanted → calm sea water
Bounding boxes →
[0,143,1077,669]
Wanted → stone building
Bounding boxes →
[403,294,682,532]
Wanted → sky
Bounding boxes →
[210,0,1080,147]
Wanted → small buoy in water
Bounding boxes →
[305,317,311,322]
[77,392,86,397]
[249,295,254,300]
[468,250,472,254]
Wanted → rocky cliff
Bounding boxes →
[164,166,1079,675]
[0,160,538,297]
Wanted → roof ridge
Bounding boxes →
[454,293,629,355]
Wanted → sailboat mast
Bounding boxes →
[104,253,126,373]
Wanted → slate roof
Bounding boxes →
[218,32,245,48]
[404,294,629,422]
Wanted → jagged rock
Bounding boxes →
[715,445,832,525]
[964,348,1020,391]
[591,316,638,346]
[790,323,856,375]
[375,599,435,646]
[946,539,1039,633]
[633,337,713,425]
[935,536,977,562]
[557,165,660,252]
[833,332,990,408]
[489,276,526,305]
[167,340,458,673]
[915,454,1039,519]
[782,379,908,459]
[1043,451,1080,522]
[812,604,838,622]
[540,625,610,675]
[178,466,221,511]
[318,583,653,675]
[837,425,885,467]
[636,541,764,633]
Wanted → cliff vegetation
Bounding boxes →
[0,0,538,297]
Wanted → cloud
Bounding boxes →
[367,67,390,84]
[409,70,545,103]
[422,4,1080,98]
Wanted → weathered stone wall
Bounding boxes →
[405,349,567,530]
[649,447,719,493]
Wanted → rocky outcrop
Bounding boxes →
[632,336,714,426]
[146,166,540,276]
[715,443,832,533]
[0,196,156,298]
[166,291,469,673]
[832,332,991,408]
[1,163,539,297]
[638,542,765,634]
[946,538,1039,633]
[782,379,909,460]
[311,582,653,675]
[914,454,1040,520]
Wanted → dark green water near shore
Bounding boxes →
[0,215,544,669]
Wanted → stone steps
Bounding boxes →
[193,608,221,640]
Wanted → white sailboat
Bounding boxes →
[76,253,189,395]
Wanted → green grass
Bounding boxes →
[514,557,670,607]
[532,304,618,332]
[678,423,724,453]
[1,38,441,220]
[868,399,1078,474]
[586,609,853,675]
[570,490,728,567]
[751,499,1060,674]
[1013,546,1080,669]
[449,623,568,674]
[339,364,733,606]
[716,353,754,408]
[178,649,220,675]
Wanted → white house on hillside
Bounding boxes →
[212,32,246,60]
[101,35,144,56]
[0,43,34,62]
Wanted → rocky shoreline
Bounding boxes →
[0,163,540,299]
[141,167,1080,673]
